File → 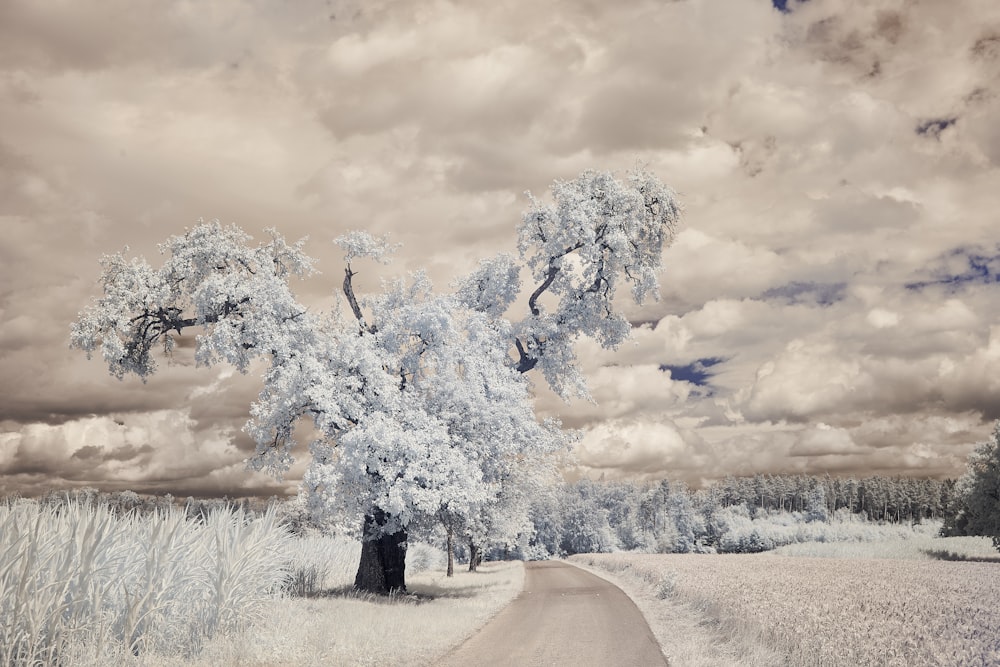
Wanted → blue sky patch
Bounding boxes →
[772,0,808,12]
[660,357,726,387]
[906,245,1000,291]
[761,281,847,306]
[916,117,957,139]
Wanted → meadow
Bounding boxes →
[572,536,1000,667]
[1,498,522,666]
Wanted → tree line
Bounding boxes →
[522,474,957,557]
[13,466,984,561]
[708,473,954,523]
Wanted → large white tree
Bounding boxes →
[71,168,680,593]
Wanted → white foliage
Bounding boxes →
[334,230,398,264]
[453,253,522,318]
[514,167,680,398]
[70,169,679,544]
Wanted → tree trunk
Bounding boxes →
[446,523,454,577]
[354,509,408,594]
[468,540,481,572]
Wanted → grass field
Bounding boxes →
[9,495,998,666]
[0,498,523,666]
[160,560,525,667]
[573,536,1000,667]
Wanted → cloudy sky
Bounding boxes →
[2,0,1000,497]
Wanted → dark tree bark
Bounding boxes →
[468,540,482,572]
[446,523,455,577]
[354,509,408,594]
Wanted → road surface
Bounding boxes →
[436,561,667,666]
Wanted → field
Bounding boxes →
[1,499,523,666]
[572,538,1000,667]
[7,495,1000,666]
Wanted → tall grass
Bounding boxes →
[169,560,525,667]
[0,499,291,665]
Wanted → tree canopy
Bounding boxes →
[944,422,1000,550]
[71,167,681,591]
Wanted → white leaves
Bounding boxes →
[513,167,680,398]
[70,253,171,380]
[71,168,679,545]
[334,230,399,264]
[453,253,521,318]
[949,421,1000,548]
[70,221,315,380]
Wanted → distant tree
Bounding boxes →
[804,483,828,523]
[71,168,680,593]
[524,487,564,558]
[559,500,618,555]
[666,483,703,551]
[108,489,141,515]
[943,422,1000,550]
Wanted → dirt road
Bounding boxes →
[436,561,667,666]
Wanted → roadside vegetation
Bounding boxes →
[573,543,1000,666]
[0,494,522,666]
[8,427,999,666]
[1,497,290,665]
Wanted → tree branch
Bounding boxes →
[527,264,559,318]
[343,265,376,334]
[514,338,539,374]
[526,241,584,317]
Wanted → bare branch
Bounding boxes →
[342,265,377,334]
[527,263,559,317]
[526,241,584,317]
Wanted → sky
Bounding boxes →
[2,0,1000,498]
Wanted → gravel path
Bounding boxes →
[436,561,667,666]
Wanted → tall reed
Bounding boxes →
[0,499,291,665]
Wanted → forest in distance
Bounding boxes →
[15,470,962,558]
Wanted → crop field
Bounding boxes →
[574,549,1000,666]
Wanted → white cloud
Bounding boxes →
[3,0,1000,493]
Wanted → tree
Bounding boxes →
[459,439,563,572]
[804,483,828,523]
[943,422,1000,550]
[70,167,680,593]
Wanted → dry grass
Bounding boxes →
[5,497,522,667]
[1,499,290,666]
[771,534,1000,561]
[104,560,525,667]
[56,527,520,667]
[568,559,782,667]
[573,549,1000,666]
